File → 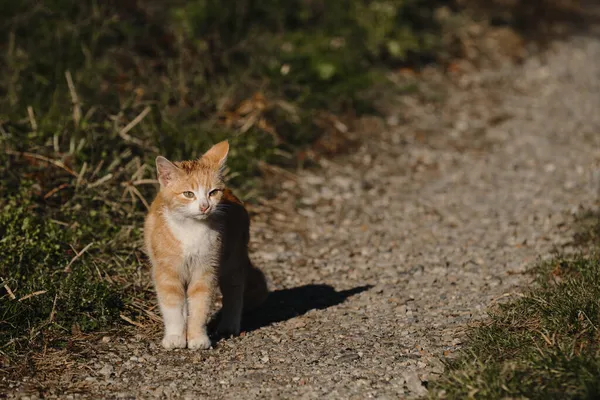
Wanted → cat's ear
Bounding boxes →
[203,140,229,169]
[155,156,179,187]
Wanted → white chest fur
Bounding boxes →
[163,211,220,275]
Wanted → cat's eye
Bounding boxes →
[182,191,195,199]
[208,189,221,197]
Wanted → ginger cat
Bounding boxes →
[144,141,268,349]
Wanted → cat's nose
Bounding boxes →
[199,203,209,213]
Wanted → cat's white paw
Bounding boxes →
[162,334,186,349]
[187,334,212,350]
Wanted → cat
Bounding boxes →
[144,141,268,349]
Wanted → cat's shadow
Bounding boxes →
[208,284,371,340]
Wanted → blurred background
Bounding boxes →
[0,0,587,372]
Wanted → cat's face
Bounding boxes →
[156,141,229,221]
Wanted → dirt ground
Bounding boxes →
[5,22,600,400]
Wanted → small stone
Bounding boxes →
[386,115,400,127]
[98,364,114,378]
[402,371,428,397]
[338,352,360,363]
[427,357,445,374]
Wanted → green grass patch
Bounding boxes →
[431,252,600,399]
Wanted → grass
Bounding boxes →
[0,0,447,374]
[431,209,600,399]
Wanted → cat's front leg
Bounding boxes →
[186,270,214,350]
[217,265,245,337]
[154,265,187,349]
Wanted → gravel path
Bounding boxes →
[8,33,600,399]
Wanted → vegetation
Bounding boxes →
[432,210,600,399]
[0,0,446,369]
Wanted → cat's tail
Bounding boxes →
[244,261,268,311]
